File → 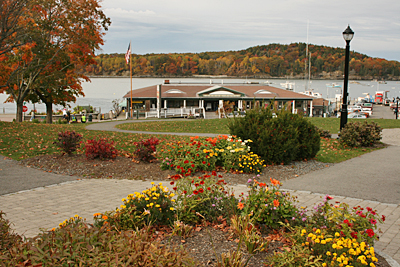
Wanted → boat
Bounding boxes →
[299,90,323,98]
[326,83,342,88]
[280,81,295,91]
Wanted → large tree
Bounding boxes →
[0,0,110,122]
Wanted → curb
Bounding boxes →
[376,249,400,267]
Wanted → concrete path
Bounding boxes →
[0,106,400,265]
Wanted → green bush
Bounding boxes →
[315,126,332,139]
[174,173,238,224]
[238,178,302,230]
[227,107,320,165]
[31,118,40,123]
[338,121,382,147]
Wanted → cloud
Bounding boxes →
[98,0,400,61]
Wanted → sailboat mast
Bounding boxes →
[305,20,309,90]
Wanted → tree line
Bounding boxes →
[0,0,110,122]
[83,43,400,80]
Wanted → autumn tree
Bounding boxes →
[0,0,110,122]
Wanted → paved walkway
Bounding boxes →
[0,108,400,265]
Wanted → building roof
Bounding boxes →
[122,83,315,101]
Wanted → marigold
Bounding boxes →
[273,199,280,207]
[237,202,245,210]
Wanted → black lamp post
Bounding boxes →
[340,25,354,130]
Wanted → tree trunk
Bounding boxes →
[16,102,23,122]
[45,101,53,124]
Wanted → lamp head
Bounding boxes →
[343,25,354,42]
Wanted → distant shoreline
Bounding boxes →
[86,75,399,81]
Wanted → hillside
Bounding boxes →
[82,43,400,80]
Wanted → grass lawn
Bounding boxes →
[0,122,190,161]
[0,118,389,164]
[116,117,400,134]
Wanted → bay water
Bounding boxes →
[1,77,399,114]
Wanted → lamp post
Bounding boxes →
[340,25,354,130]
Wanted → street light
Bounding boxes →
[340,25,354,130]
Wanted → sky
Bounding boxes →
[98,0,400,62]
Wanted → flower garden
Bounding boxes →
[0,109,389,266]
[1,132,386,266]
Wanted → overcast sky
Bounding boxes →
[98,0,400,62]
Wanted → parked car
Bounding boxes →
[348,113,367,119]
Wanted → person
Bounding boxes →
[81,114,86,123]
[71,115,77,123]
[66,110,71,123]
[62,108,67,120]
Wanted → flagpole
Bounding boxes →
[130,41,133,119]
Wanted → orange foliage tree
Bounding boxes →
[0,0,111,122]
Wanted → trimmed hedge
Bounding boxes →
[227,107,320,165]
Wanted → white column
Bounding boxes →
[238,100,243,110]
[183,100,186,108]
[309,100,313,117]
[219,100,224,108]
[292,100,295,114]
[164,100,167,109]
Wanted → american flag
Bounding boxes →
[125,43,131,64]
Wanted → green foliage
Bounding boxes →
[94,182,176,229]
[315,126,332,138]
[85,137,118,160]
[227,107,320,165]
[53,130,83,155]
[339,121,382,147]
[238,178,303,230]
[31,118,40,123]
[0,221,193,266]
[173,173,238,224]
[265,240,323,267]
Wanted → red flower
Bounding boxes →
[200,181,205,185]
[366,229,375,237]
[193,190,198,195]
[212,171,217,176]
[382,215,386,221]
[173,187,177,191]
[202,161,206,164]
[351,232,358,239]
[194,183,199,187]
[207,187,211,191]
[218,175,223,178]
[183,190,187,194]
[170,181,174,185]
[184,160,189,164]
[369,218,377,225]
[191,164,195,168]
[199,188,204,193]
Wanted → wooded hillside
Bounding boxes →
[82,43,400,80]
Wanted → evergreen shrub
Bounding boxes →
[227,107,320,165]
[339,121,382,147]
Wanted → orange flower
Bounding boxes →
[102,215,108,220]
[259,182,266,187]
[237,202,245,210]
[270,178,281,186]
[273,199,280,207]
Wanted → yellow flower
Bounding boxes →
[170,207,174,211]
